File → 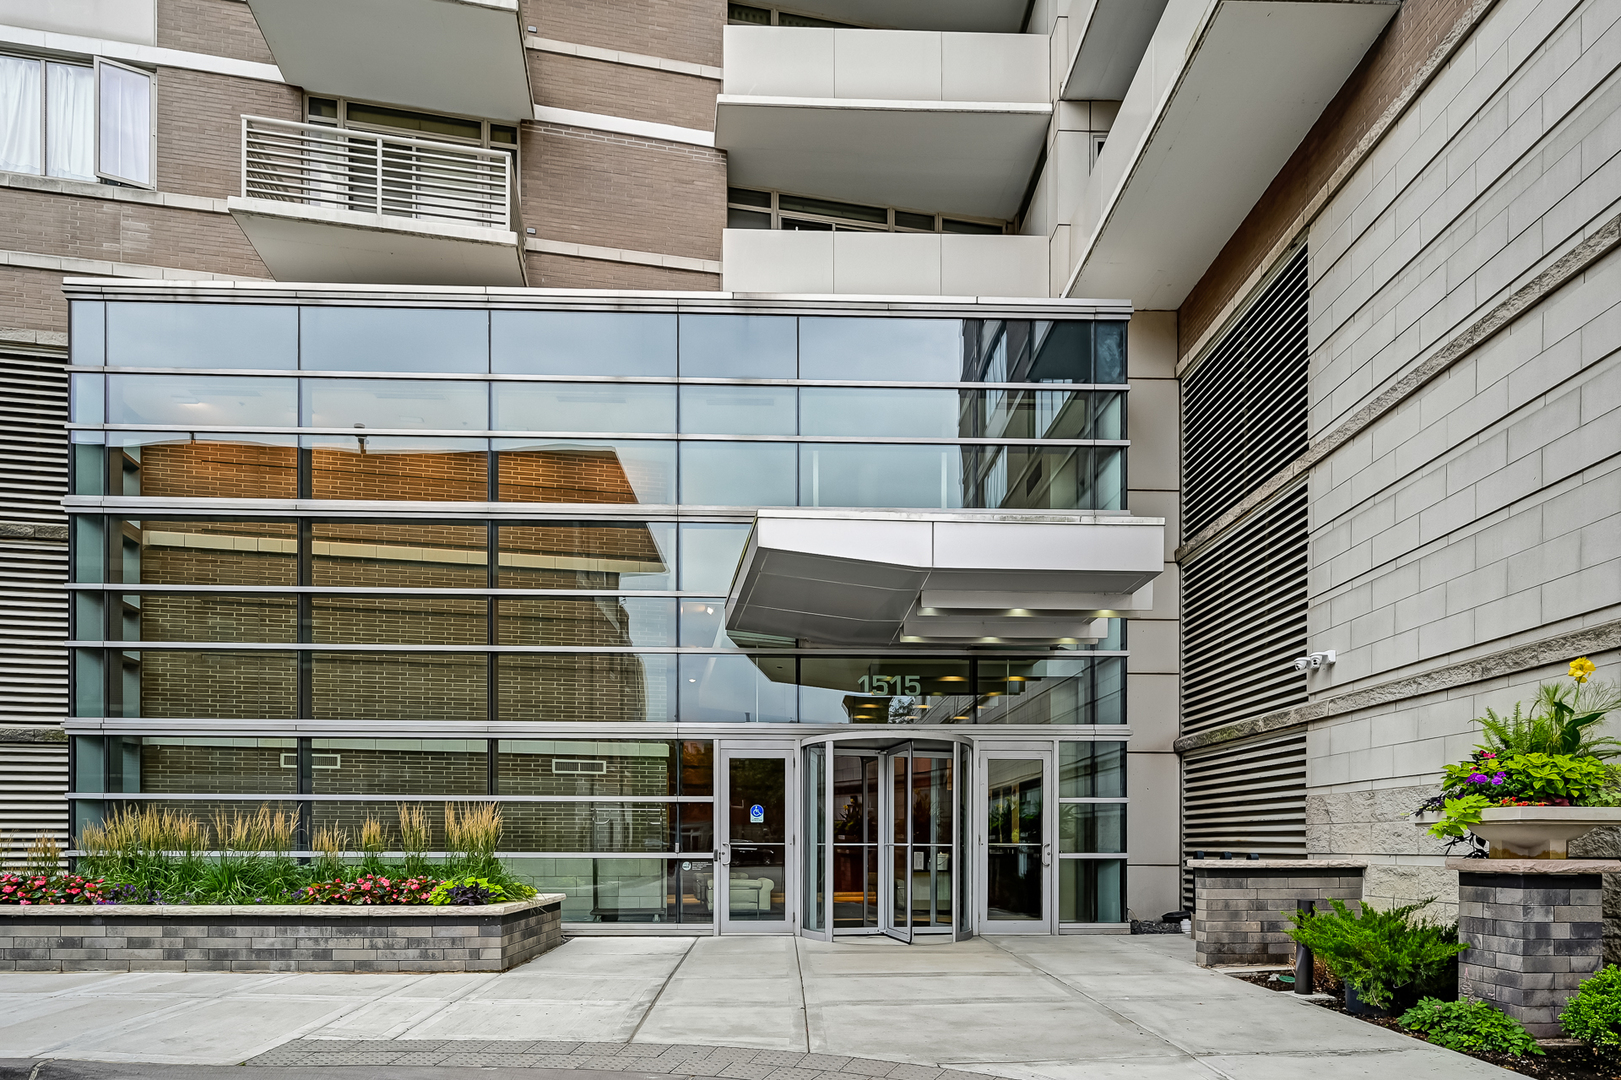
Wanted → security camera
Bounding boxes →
[1288,650,1337,672]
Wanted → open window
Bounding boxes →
[95,58,153,188]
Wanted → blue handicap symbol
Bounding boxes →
[749,804,765,823]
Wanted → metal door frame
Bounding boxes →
[717,746,797,935]
[879,743,913,943]
[974,747,1056,935]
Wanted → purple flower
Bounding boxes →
[1468,773,1489,783]
[1492,773,1506,785]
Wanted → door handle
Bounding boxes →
[719,844,731,865]
[1042,843,1052,867]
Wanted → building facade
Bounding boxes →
[0,0,1612,936]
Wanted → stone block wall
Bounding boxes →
[0,896,562,973]
[1191,860,1365,967]
[1458,870,1604,1038]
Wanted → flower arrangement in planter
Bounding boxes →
[1419,658,1621,858]
[0,802,538,906]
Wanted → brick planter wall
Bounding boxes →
[1188,859,1366,967]
[0,894,563,973]
[1453,860,1617,1039]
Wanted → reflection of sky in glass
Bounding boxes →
[678,385,795,435]
[678,523,751,592]
[108,375,296,427]
[798,387,959,437]
[301,307,487,372]
[495,383,676,433]
[303,379,487,429]
[677,314,796,378]
[492,312,676,376]
[799,318,963,381]
[107,303,297,369]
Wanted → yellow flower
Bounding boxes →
[1570,657,1596,684]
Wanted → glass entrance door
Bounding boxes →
[718,749,793,933]
[977,751,1053,934]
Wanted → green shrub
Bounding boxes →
[1286,898,1466,1011]
[1398,998,1543,1056]
[1561,965,1621,1050]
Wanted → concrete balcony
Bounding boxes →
[766,1,1029,32]
[1059,0,1171,101]
[716,26,1051,222]
[1064,0,1398,307]
[243,0,531,120]
[722,229,1050,297]
[227,116,525,287]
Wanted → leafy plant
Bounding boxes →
[0,872,110,905]
[1561,964,1621,1050]
[428,876,535,906]
[1286,898,1466,1011]
[444,802,502,878]
[1399,997,1543,1056]
[301,873,438,906]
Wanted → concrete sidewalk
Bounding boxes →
[0,934,1513,1079]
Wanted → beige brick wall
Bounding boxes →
[0,190,268,278]
[520,124,726,263]
[522,0,724,69]
[0,267,74,334]
[157,68,302,201]
[531,52,718,132]
[526,252,720,291]
[1179,0,1485,356]
[156,0,276,65]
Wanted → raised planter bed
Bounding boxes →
[1469,805,1621,859]
[0,894,564,973]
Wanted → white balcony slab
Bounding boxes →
[772,0,1028,32]
[1061,0,1171,101]
[0,0,153,45]
[1065,0,1398,308]
[228,197,526,287]
[723,230,1049,297]
[726,509,1164,645]
[245,0,531,120]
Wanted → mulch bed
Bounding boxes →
[1230,969,1621,1079]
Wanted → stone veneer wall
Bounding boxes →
[0,896,562,973]
[1190,860,1365,967]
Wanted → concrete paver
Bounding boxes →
[0,933,1514,1078]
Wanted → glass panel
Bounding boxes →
[72,516,105,584]
[677,523,751,592]
[514,857,706,924]
[105,304,297,369]
[130,520,297,586]
[1059,803,1125,854]
[680,442,796,505]
[497,653,677,723]
[122,650,298,718]
[1059,741,1126,798]
[727,756,786,921]
[0,56,41,176]
[804,744,825,932]
[800,444,965,508]
[301,378,487,429]
[970,446,1122,510]
[299,307,487,373]
[799,318,965,381]
[309,739,488,794]
[941,218,999,234]
[498,740,694,797]
[977,658,1119,725]
[97,61,151,186]
[678,385,795,435]
[985,757,1043,921]
[491,312,677,376]
[832,753,879,928]
[727,187,771,208]
[494,383,675,433]
[137,737,297,794]
[680,598,771,650]
[309,800,453,851]
[72,648,105,716]
[679,654,796,723]
[798,388,961,438]
[895,210,935,231]
[502,802,672,852]
[909,755,954,929]
[72,301,104,365]
[496,439,676,504]
[1059,858,1124,922]
[109,434,298,499]
[677,315,796,378]
[778,193,885,225]
[313,596,488,645]
[125,593,297,643]
[978,388,1092,440]
[1095,322,1126,384]
[1093,392,1124,441]
[497,522,674,591]
[799,659,973,724]
[72,736,106,792]
[312,652,487,721]
[304,435,489,501]
[727,207,770,229]
[312,523,487,588]
[344,102,481,141]
[497,596,675,647]
[107,375,296,427]
[1028,320,1094,383]
[70,441,103,496]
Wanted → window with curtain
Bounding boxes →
[0,53,150,186]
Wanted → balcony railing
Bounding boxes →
[241,115,512,232]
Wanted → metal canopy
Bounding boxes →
[725,509,1164,645]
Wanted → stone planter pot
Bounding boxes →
[1470,805,1621,859]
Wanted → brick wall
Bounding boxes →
[156,68,302,202]
[525,252,720,292]
[312,523,488,589]
[143,593,297,643]
[140,443,298,500]
[137,521,298,587]
[314,597,489,646]
[139,651,297,718]
[1178,0,1483,356]
[531,52,719,132]
[0,190,268,278]
[498,653,663,723]
[140,742,294,794]
[156,0,277,65]
[311,652,487,722]
[520,124,726,261]
[310,448,487,501]
[0,267,73,334]
[309,746,488,795]
[522,0,724,69]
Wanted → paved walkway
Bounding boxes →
[0,935,1513,1079]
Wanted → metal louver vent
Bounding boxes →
[1182,729,1307,904]
[0,351,66,524]
[1182,246,1307,537]
[0,743,68,862]
[1180,485,1307,734]
[0,539,68,721]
